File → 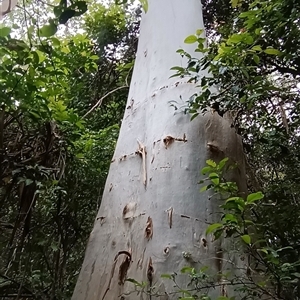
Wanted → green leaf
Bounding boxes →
[264,48,282,56]
[209,172,219,185]
[258,248,268,254]
[231,0,239,8]
[225,197,245,210]
[184,35,198,44]
[246,192,264,203]
[51,37,61,46]
[25,179,34,186]
[201,166,212,175]
[161,274,172,279]
[28,66,35,78]
[200,185,208,192]
[244,219,254,225]
[252,45,262,51]
[90,55,99,60]
[178,289,192,296]
[29,110,42,120]
[218,157,228,170]
[244,34,254,44]
[176,48,185,54]
[196,29,204,36]
[139,0,148,13]
[70,1,88,16]
[181,267,194,274]
[34,50,46,63]
[170,66,184,72]
[76,153,84,159]
[51,243,59,251]
[223,214,237,223]
[206,159,216,167]
[59,9,76,24]
[255,28,262,35]
[241,234,251,245]
[253,54,260,64]
[190,112,199,121]
[227,33,243,44]
[75,121,85,129]
[39,24,57,37]
[225,197,239,203]
[53,5,64,17]
[206,223,223,235]
[0,26,11,37]
[239,11,255,18]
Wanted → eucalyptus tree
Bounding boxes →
[72,0,246,299]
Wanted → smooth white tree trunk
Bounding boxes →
[72,0,246,299]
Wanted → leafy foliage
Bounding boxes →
[170,0,300,298]
[2,0,299,299]
[0,2,139,299]
[199,159,300,299]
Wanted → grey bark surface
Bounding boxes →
[72,0,246,299]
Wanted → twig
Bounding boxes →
[83,86,128,118]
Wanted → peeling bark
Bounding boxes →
[145,216,153,240]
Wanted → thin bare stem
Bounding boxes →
[83,85,128,118]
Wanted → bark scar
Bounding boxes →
[147,257,154,287]
[137,247,146,269]
[137,140,147,186]
[119,151,136,161]
[102,250,132,300]
[180,214,191,219]
[96,216,106,226]
[122,202,137,220]
[163,134,187,149]
[167,207,173,228]
[118,250,132,285]
[145,216,153,240]
[207,142,224,154]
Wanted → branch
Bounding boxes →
[83,85,128,118]
[268,60,300,78]
[0,274,34,297]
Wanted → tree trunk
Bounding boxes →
[72,0,246,299]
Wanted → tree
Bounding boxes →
[0,2,138,298]
[2,0,298,298]
[72,0,247,299]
